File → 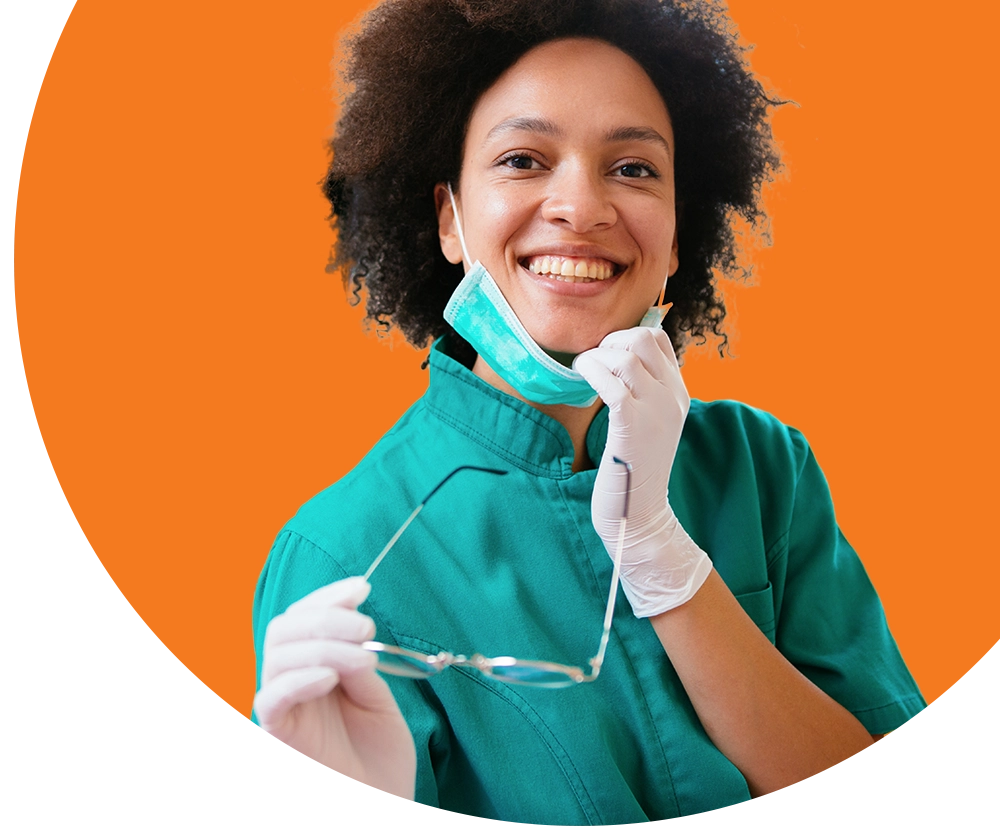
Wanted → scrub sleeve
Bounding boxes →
[252,336,925,824]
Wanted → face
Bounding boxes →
[436,37,678,357]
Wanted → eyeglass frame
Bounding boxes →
[358,459,631,688]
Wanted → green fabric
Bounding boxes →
[252,337,925,824]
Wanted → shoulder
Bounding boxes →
[673,399,818,559]
[686,398,803,441]
[252,404,432,633]
[277,399,439,575]
[684,399,811,475]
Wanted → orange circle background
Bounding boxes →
[15,0,1000,717]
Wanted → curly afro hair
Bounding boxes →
[323,0,782,363]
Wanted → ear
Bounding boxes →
[434,182,465,266]
[667,226,679,277]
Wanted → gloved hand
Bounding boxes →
[573,327,713,618]
[253,577,417,798]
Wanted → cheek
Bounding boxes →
[632,215,677,268]
[473,193,532,251]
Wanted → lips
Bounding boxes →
[520,255,621,284]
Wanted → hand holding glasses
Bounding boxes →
[251,459,632,795]
[360,459,632,689]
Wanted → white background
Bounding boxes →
[2,2,996,827]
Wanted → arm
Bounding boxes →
[649,569,872,796]
[574,328,874,795]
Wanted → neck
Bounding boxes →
[472,356,602,473]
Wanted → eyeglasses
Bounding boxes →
[360,459,631,689]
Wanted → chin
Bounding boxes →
[537,333,605,360]
[530,313,641,357]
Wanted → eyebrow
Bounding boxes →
[483,117,672,159]
[605,126,672,158]
[484,116,562,143]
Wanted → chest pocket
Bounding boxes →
[733,583,776,644]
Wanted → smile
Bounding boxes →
[521,255,620,284]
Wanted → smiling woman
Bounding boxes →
[437,39,679,362]
[250,0,925,823]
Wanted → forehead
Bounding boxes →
[466,37,673,141]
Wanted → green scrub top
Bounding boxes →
[253,337,925,824]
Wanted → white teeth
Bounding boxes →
[525,255,616,282]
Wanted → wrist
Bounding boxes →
[616,512,714,618]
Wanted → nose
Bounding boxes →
[540,163,617,233]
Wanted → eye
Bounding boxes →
[497,152,543,171]
[615,161,659,179]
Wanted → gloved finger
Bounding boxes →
[262,639,378,685]
[572,350,633,410]
[597,325,658,351]
[598,327,686,401]
[285,577,371,614]
[337,661,404,714]
[253,666,340,732]
[655,326,683,373]
[573,348,648,407]
[265,606,376,649]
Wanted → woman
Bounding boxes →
[252,0,925,822]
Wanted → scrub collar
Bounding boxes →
[425,337,609,479]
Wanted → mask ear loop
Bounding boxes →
[645,276,670,326]
[656,277,668,309]
[447,183,472,268]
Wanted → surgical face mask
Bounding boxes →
[441,184,668,408]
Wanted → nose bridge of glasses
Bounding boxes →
[429,649,461,666]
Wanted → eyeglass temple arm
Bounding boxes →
[420,465,507,503]
[364,465,507,581]
[587,457,631,679]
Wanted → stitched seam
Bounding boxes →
[426,364,570,477]
[733,586,776,638]
[391,633,603,825]
[277,532,451,750]
[763,529,789,570]
[850,694,925,716]
[554,481,682,818]
[426,400,563,477]
[277,528,341,568]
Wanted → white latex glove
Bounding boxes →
[573,327,713,618]
[253,577,416,798]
